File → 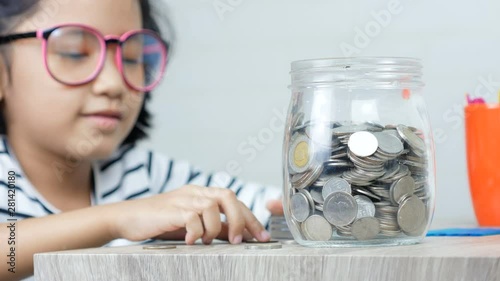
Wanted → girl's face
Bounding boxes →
[1,0,145,160]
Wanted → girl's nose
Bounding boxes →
[92,48,127,99]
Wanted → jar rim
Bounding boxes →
[291,57,422,72]
[289,56,424,89]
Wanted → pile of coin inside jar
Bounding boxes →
[287,113,429,241]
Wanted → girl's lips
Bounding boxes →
[84,115,121,131]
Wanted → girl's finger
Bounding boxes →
[182,210,204,245]
[192,197,222,245]
[237,201,271,242]
[192,187,246,244]
[242,228,254,241]
[213,223,254,242]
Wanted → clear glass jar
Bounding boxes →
[283,57,435,247]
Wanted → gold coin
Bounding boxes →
[293,141,309,167]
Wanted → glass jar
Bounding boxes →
[283,57,435,247]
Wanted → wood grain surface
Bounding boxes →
[34,236,500,281]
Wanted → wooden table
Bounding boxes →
[34,236,500,281]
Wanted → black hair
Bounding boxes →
[0,0,174,146]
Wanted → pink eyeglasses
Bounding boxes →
[0,23,168,92]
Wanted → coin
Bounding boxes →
[244,243,282,250]
[397,125,425,152]
[291,112,305,130]
[373,132,404,155]
[397,195,427,236]
[322,177,351,199]
[323,192,358,227]
[351,217,380,240]
[290,192,313,222]
[354,195,376,219]
[390,175,415,205]
[244,240,281,244]
[289,134,314,174]
[348,131,378,157]
[309,185,324,204]
[302,215,333,241]
[143,245,177,250]
[287,121,430,241]
[291,162,323,190]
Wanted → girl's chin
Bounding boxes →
[65,138,123,161]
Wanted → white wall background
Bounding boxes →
[142,0,500,224]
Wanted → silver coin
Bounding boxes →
[323,192,358,227]
[390,175,415,205]
[348,131,378,157]
[299,189,315,210]
[288,134,314,174]
[291,112,305,130]
[397,195,427,236]
[309,185,324,204]
[244,243,283,250]
[354,195,376,219]
[396,125,425,152]
[293,163,324,190]
[245,240,281,244]
[332,124,369,136]
[290,192,313,222]
[143,245,177,250]
[302,215,333,241]
[373,132,404,155]
[351,217,380,240]
[315,204,324,212]
[322,177,351,199]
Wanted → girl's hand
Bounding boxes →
[107,185,271,245]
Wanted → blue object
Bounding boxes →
[426,228,500,237]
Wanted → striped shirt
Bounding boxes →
[0,135,281,279]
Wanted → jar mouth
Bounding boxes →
[290,57,424,90]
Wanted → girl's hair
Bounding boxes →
[0,0,174,146]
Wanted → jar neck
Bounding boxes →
[290,57,424,90]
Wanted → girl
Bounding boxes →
[0,0,284,280]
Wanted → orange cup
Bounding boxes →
[465,104,500,226]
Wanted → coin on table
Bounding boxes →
[396,125,425,152]
[291,192,313,222]
[373,132,404,155]
[302,215,333,241]
[143,245,177,250]
[390,175,415,205]
[289,134,314,174]
[397,195,426,236]
[348,131,378,157]
[245,240,281,244]
[323,192,358,227]
[322,177,351,199]
[351,217,380,240]
[354,195,376,219]
[244,242,282,250]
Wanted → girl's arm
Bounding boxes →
[0,204,115,281]
[0,185,270,281]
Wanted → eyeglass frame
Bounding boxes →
[0,23,169,92]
